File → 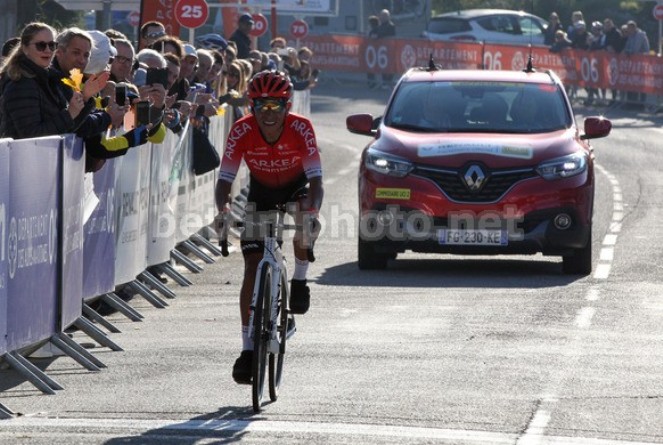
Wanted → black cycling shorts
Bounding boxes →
[240,175,309,255]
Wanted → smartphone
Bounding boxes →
[146,67,169,89]
[277,48,289,57]
[135,101,150,127]
[115,85,127,106]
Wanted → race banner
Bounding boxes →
[83,160,116,300]
[0,140,9,355]
[6,137,61,351]
[174,123,194,243]
[60,135,85,330]
[302,35,663,95]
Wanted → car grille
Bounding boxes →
[411,165,538,203]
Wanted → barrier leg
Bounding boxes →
[157,262,193,286]
[2,352,63,394]
[171,249,204,273]
[0,402,14,419]
[102,292,144,321]
[179,240,215,264]
[191,232,224,257]
[50,334,102,371]
[128,280,168,308]
[73,317,123,352]
[139,270,177,299]
[83,303,122,333]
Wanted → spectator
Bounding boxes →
[168,44,197,102]
[104,29,128,41]
[623,20,650,55]
[225,60,249,119]
[375,9,396,89]
[149,35,184,59]
[230,13,254,59]
[195,33,228,53]
[567,11,584,41]
[139,20,166,50]
[225,42,238,66]
[1,37,20,66]
[585,21,606,105]
[82,33,165,172]
[549,29,572,53]
[544,12,563,46]
[294,46,318,91]
[207,49,226,98]
[571,21,590,50]
[247,50,264,75]
[269,36,286,52]
[52,27,114,138]
[366,15,380,89]
[109,38,135,83]
[193,48,213,87]
[603,18,624,104]
[603,18,624,54]
[0,22,88,139]
[623,20,650,107]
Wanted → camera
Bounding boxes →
[146,67,169,89]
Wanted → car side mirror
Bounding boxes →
[581,116,612,140]
[347,113,378,137]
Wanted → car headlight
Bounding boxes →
[365,149,413,177]
[536,152,587,180]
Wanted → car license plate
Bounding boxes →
[438,229,507,246]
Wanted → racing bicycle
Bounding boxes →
[219,207,315,412]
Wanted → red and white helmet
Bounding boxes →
[248,70,293,101]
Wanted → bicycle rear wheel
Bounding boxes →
[252,263,272,413]
[269,270,288,401]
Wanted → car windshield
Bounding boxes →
[384,80,572,134]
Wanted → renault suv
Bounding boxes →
[347,64,611,274]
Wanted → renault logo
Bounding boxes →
[463,165,486,192]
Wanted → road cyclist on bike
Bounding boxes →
[215,69,324,385]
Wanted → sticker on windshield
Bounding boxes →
[376,188,411,199]
[418,142,533,159]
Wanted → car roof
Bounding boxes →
[401,69,557,85]
[432,9,538,19]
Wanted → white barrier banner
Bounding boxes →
[175,122,194,243]
[114,145,151,285]
[291,89,311,117]
[147,129,181,266]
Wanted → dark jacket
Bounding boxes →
[375,20,396,39]
[0,54,77,139]
[229,29,252,59]
[51,58,110,138]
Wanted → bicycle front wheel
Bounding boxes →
[269,270,288,401]
[252,263,272,413]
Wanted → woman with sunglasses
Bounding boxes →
[215,70,324,385]
[0,22,87,139]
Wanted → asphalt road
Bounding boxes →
[1,80,663,445]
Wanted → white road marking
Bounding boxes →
[575,307,597,329]
[2,417,662,445]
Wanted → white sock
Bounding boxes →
[293,257,309,281]
[242,325,253,351]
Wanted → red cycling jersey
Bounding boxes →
[218,112,322,188]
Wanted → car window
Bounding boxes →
[476,15,519,35]
[519,16,545,39]
[385,81,571,133]
[427,18,472,34]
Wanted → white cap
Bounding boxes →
[84,30,117,74]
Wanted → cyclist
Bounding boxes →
[215,70,324,384]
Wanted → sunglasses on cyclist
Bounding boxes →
[253,99,287,112]
[31,41,57,52]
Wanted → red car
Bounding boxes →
[347,66,611,274]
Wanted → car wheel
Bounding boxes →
[562,230,592,275]
[358,238,389,270]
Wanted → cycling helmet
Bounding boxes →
[248,70,293,101]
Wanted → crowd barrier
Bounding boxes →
[0,91,311,417]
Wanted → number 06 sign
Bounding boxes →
[175,0,209,29]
